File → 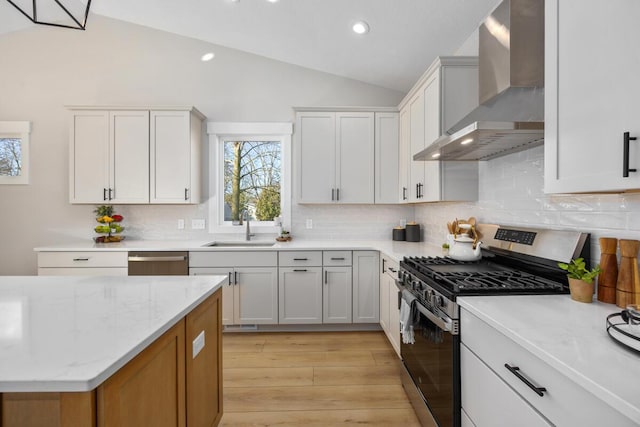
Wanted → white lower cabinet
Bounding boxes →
[37,251,127,276]
[353,251,380,323]
[379,255,400,357]
[279,267,322,324]
[461,308,636,427]
[323,266,352,323]
[190,251,278,326]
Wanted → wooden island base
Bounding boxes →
[1,289,222,427]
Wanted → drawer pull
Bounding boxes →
[505,364,547,397]
[73,258,90,261]
[330,257,345,261]
[293,258,308,261]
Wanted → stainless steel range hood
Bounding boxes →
[414,0,545,161]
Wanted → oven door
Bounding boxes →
[401,303,460,427]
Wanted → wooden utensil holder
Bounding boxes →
[616,239,640,308]
[597,237,618,304]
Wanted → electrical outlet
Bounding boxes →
[192,330,205,359]
[306,219,313,229]
[191,219,206,230]
[177,219,185,230]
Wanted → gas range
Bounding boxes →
[398,224,591,427]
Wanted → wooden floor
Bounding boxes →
[220,331,421,426]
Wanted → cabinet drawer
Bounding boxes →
[38,251,127,268]
[461,310,635,427]
[189,251,277,267]
[322,251,352,266]
[461,343,550,427]
[38,267,128,276]
[279,251,322,267]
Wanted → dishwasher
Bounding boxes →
[128,251,189,275]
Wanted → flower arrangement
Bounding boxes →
[94,205,124,243]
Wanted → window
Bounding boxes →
[208,122,292,234]
[0,122,31,185]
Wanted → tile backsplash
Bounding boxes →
[415,145,640,263]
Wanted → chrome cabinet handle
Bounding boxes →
[73,258,89,261]
[623,131,637,177]
[504,364,547,397]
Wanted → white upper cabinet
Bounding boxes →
[398,107,411,202]
[399,57,479,203]
[296,111,375,204]
[70,110,149,204]
[545,0,640,193]
[374,112,400,204]
[69,106,203,204]
[150,110,202,203]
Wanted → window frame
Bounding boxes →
[207,122,292,235]
[0,121,31,185]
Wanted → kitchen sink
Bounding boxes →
[202,241,276,248]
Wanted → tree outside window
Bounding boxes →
[223,140,281,223]
[0,138,22,177]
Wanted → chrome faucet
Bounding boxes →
[244,210,254,241]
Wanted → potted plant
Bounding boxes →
[442,242,450,256]
[558,258,601,303]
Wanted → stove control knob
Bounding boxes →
[426,289,433,302]
[434,295,445,308]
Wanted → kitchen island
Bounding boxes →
[0,275,226,427]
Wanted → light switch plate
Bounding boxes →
[192,219,206,229]
[192,330,205,359]
[306,219,313,229]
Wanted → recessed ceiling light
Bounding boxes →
[460,138,473,145]
[352,21,370,35]
[266,0,279,2]
[431,153,441,159]
[201,52,215,62]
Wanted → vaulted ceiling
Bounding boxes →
[0,0,501,92]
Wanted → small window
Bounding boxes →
[0,122,31,185]
[208,122,292,235]
[223,140,281,223]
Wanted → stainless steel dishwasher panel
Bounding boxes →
[128,251,189,275]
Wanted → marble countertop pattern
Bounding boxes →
[34,239,443,263]
[0,275,226,392]
[458,295,640,424]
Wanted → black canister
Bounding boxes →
[405,223,421,242]
[392,227,406,241]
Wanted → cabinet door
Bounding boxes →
[423,74,443,202]
[186,290,223,427]
[379,267,390,332]
[408,91,425,202]
[296,112,336,203]
[545,0,640,193]
[235,267,278,324]
[110,111,150,203]
[150,111,192,203]
[336,112,375,203]
[398,107,411,202]
[323,266,352,323]
[352,251,380,323]
[279,267,322,324]
[190,267,234,326]
[69,111,109,203]
[98,320,186,427]
[375,112,400,204]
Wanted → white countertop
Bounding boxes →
[0,275,226,393]
[34,239,442,263]
[458,295,640,424]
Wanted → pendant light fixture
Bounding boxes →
[4,0,92,30]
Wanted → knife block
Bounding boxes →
[616,239,640,308]
[597,237,618,304]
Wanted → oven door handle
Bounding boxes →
[414,301,457,334]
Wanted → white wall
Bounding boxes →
[0,16,404,275]
[414,146,640,264]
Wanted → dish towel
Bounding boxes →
[400,289,418,344]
